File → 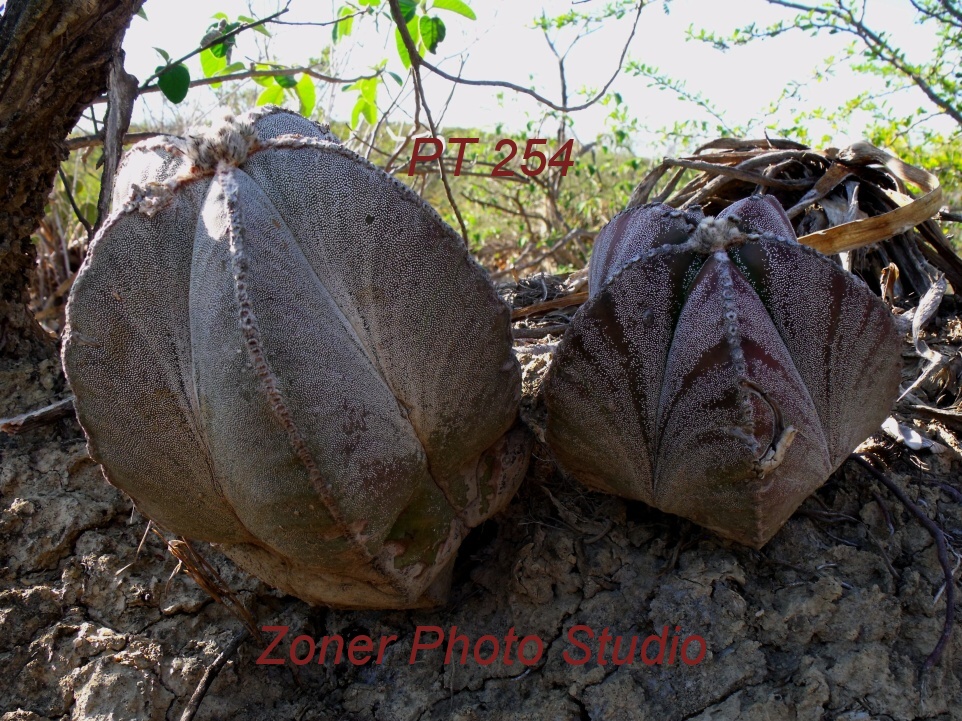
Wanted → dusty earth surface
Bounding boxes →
[1,297,961,721]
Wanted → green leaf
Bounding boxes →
[208,61,245,89]
[358,0,380,5]
[388,71,403,86]
[274,74,298,89]
[395,28,410,69]
[420,16,445,52]
[238,14,272,36]
[154,47,170,63]
[432,0,475,20]
[347,76,379,128]
[81,202,97,223]
[333,6,355,42]
[346,77,379,104]
[362,77,379,103]
[295,74,316,117]
[351,99,364,128]
[351,98,377,128]
[199,47,227,78]
[256,84,285,106]
[206,21,240,60]
[136,8,148,20]
[361,100,377,125]
[395,17,421,69]
[252,65,276,87]
[212,12,229,20]
[218,62,245,76]
[156,63,190,103]
[407,17,421,44]
[399,0,418,22]
[420,16,438,53]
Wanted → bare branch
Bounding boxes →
[908,0,962,26]
[57,167,92,240]
[462,192,551,226]
[388,0,469,241]
[414,2,647,113]
[64,131,161,151]
[271,9,371,27]
[491,228,594,279]
[179,627,250,721]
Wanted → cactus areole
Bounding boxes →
[62,108,529,609]
[545,196,901,548]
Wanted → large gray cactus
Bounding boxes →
[62,107,529,609]
[545,196,901,548]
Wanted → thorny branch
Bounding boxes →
[762,0,962,127]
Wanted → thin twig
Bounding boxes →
[364,73,410,163]
[850,454,956,676]
[511,291,589,320]
[91,65,380,106]
[463,192,550,225]
[512,323,569,339]
[179,628,250,721]
[416,2,646,113]
[141,6,290,90]
[871,490,896,536]
[491,228,592,279]
[0,397,76,435]
[271,8,370,27]
[388,0,469,241]
[157,532,261,640]
[64,131,161,151]
[57,167,93,240]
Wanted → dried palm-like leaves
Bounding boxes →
[628,138,962,299]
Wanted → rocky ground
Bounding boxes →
[1,301,961,721]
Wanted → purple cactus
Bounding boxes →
[545,196,901,547]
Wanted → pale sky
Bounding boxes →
[118,0,952,151]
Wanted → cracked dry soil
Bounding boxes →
[1,334,961,721]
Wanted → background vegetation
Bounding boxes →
[34,0,962,335]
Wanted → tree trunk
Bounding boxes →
[0,0,141,362]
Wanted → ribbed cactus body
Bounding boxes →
[545,196,901,547]
[63,108,528,609]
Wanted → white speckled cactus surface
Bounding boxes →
[62,107,904,610]
[544,197,902,548]
[62,107,530,609]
